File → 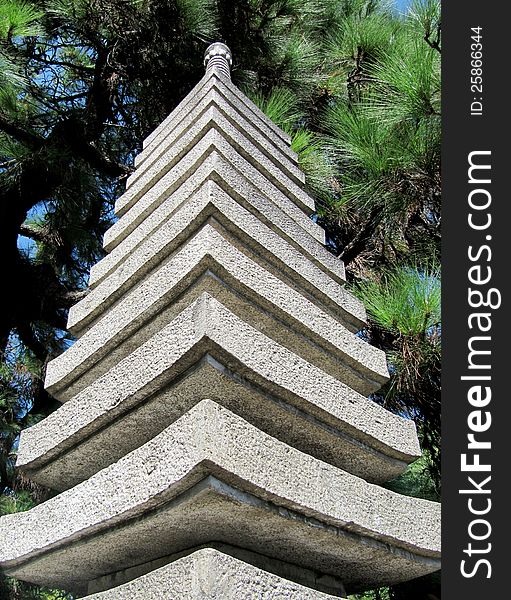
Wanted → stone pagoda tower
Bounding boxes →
[0,44,440,598]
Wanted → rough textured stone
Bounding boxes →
[0,44,441,597]
[93,150,344,288]
[87,543,346,597]
[22,296,413,489]
[72,197,366,344]
[128,87,303,192]
[70,215,363,337]
[1,401,440,594]
[22,358,406,490]
[142,71,290,156]
[136,74,296,171]
[108,129,324,250]
[47,225,386,399]
[83,547,346,599]
[115,107,312,217]
[48,222,382,393]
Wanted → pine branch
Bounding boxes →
[424,23,441,54]
[79,140,132,177]
[18,223,52,244]
[15,323,48,365]
[33,55,95,73]
[56,289,89,308]
[338,207,382,266]
[0,115,43,149]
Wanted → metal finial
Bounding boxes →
[204,42,232,79]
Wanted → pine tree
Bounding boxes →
[354,265,441,490]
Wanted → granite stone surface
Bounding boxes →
[83,547,346,599]
[142,71,290,157]
[115,107,312,217]
[0,43,441,597]
[108,130,324,249]
[23,295,412,489]
[2,401,440,594]
[94,151,344,288]
[71,217,363,337]
[47,228,386,400]
[128,87,303,191]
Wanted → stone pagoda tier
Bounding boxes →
[0,43,440,598]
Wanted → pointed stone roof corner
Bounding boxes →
[0,43,440,598]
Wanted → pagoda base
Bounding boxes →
[85,545,347,598]
[1,400,440,594]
